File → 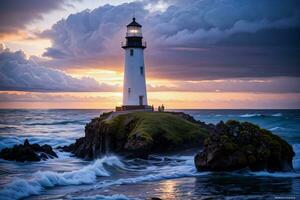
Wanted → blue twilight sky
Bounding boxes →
[0,0,299,108]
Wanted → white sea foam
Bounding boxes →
[268,126,286,131]
[249,171,300,178]
[239,113,283,118]
[0,156,123,200]
[69,194,139,200]
[239,113,262,118]
[271,113,283,117]
[93,156,210,190]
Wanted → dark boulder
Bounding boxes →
[194,120,295,172]
[0,139,58,162]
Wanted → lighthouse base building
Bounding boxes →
[116,18,152,112]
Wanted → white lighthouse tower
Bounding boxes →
[117,18,151,111]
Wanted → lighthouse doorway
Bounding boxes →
[139,96,144,106]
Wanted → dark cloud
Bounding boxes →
[0,47,119,92]
[41,0,300,80]
[0,0,66,36]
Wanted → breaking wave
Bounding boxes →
[271,113,283,117]
[0,155,206,200]
[90,156,208,191]
[24,120,85,126]
[239,113,283,118]
[268,126,286,131]
[0,156,123,200]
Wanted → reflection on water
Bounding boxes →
[193,175,295,198]
[157,180,177,199]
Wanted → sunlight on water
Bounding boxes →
[158,180,177,199]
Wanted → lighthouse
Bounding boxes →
[117,18,152,111]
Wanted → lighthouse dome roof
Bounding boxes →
[127,17,142,27]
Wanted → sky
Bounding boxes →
[0,0,300,109]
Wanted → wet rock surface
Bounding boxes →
[194,120,295,172]
[0,139,58,162]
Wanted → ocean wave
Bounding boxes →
[239,113,263,118]
[0,124,20,131]
[0,136,23,150]
[293,144,300,170]
[0,136,75,150]
[271,113,283,117]
[92,156,209,191]
[69,194,139,200]
[24,120,85,126]
[0,156,123,200]
[239,113,283,118]
[268,126,286,131]
[248,171,300,178]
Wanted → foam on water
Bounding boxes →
[24,120,86,126]
[92,156,210,190]
[69,194,139,200]
[0,156,123,200]
[268,126,286,131]
[239,113,283,118]
[240,113,263,118]
[271,113,283,117]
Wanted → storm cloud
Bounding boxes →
[0,0,68,37]
[41,0,300,80]
[0,47,119,92]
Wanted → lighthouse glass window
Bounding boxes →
[140,66,144,75]
[127,27,142,37]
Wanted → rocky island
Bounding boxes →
[62,111,209,159]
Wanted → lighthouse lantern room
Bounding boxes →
[117,18,152,111]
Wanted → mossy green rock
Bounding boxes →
[194,120,295,172]
[69,111,208,159]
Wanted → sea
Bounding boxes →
[0,109,299,200]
